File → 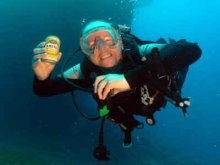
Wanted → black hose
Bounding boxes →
[61,47,92,92]
[71,91,100,120]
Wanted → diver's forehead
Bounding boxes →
[83,21,112,35]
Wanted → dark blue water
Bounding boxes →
[0,0,219,164]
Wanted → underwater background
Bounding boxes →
[0,0,219,164]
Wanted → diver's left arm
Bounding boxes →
[94,40,202,99]
[124,40,202,89]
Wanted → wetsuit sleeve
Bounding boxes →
[124,40,202,89]
[33,75,90,97]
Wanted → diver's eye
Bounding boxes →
[89,45,95,53]
[105,39,114,45]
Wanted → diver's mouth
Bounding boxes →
[101,54,112,60]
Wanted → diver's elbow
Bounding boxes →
[191,43,202,63]
[33,86,50,97]
[182,41,202,65]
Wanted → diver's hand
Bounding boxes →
[94,74,131,100]
[32,42,62,80]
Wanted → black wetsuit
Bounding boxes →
[33,39,201,132]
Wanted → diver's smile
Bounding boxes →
[100,54,112,60]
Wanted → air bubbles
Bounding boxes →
[81,18,86,26]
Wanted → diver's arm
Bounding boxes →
[125,40,202,89]
[138,43,167,58]
[159,40,201,73]
[33,63,89,96]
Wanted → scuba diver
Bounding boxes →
[32,19,202,160]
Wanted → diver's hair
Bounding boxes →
[80,19,119,38]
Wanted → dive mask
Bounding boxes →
[80,27,120,56]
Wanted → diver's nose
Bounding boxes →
[95,38,106,51]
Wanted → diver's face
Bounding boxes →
[86,31,122,68]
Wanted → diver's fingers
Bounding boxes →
[37,42,46,48]
[33,53,47,61]
[97,79,108,100]
[112,89,119,95]
[32,58,41,68]
[94,75,105,93]
[102,82,113,100]
[33,47,46,55]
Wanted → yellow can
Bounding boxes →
[42,35,61,64]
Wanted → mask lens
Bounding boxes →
[80,27,119,56]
